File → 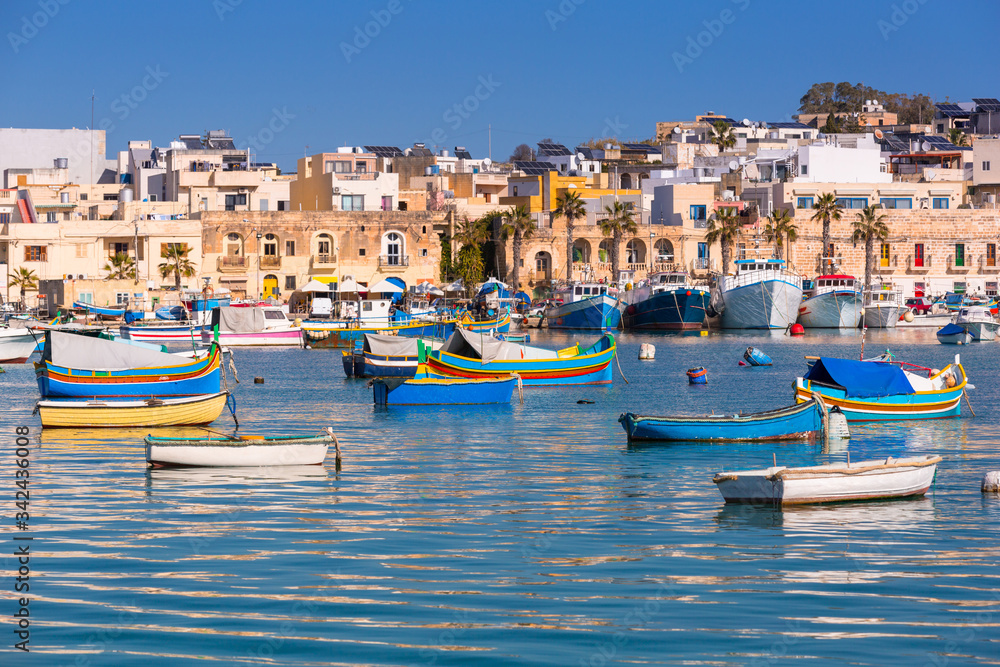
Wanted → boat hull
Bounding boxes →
[719,279,803,330]
[145,435,331,467]
[623,289,709,330]
[373,375,516,405]
[0,330,38,363]
[37,392,228,428]
[713,456,940,504]
[121,324,205,342]
[546,295,622,330]
[201,328,303,346]
[303,320,455,349]
[797,291,863,328]
[619,401,822,442]
[461,312,511,333]
[863,304,902,328]
[794,376,963,421]
[961,320,998,341]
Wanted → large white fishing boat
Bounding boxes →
[862,285,903,328]
[797,275,863,328]
[715,259,803,330]
[955,305,998,341]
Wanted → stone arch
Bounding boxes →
[626,238,646,264]
[381,231,405,265]
[654,239,674,262]
[573,238,592,264]
[620,173,632,189]
[598,238,614,263]
[533,251,552,281]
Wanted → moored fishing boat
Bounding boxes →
[797,275,863,328]
[712,454,941,505]
[622,271,709,331]
[459,309,511,333]
[341,333,443,378]
[303,318,455,350]
[371,367,517,405]
[955,305,998,341]
[202,306,303,346]
[545,283,621,330]
[793,355,967,421]
[936,323,972,345]
[861,285,903,328]
[0,327,39,363]
[145,432,334,467]
[36,392,229,428]
[618,399,823,442]
[714,259,803,330]
[426,329,616,386]
[73,301,144,320]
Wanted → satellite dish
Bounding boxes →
[729,160,739,171]
[742,118,751,127]
[874,129,884,139]
[817,132,826,139]
[482,157,492,167]
[673,126,682,134]
[921,141,932,152]
[576,152,585,161]
[873,99,879,106]
[926,168,936,180]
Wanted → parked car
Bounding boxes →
[905,297,934,315]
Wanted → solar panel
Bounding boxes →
[767,121,812,129]
[621,143,659,152]
[922,135,958,150]
[537,142,571,156]
[705,117,738,126]
[454,146,472,159]
[973,98,1000,112]
[514,161,556,175]
[880,135,908,152]
[575,147,596,160]
[935,103,967,118]
[364,145,403,158]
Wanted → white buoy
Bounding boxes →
[638,343,655,360]
[826,408,851,439]
[982,471,1000,493]
[904,311,914,323]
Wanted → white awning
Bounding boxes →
[369,278,404,294]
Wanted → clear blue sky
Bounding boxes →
[4,0,998,171]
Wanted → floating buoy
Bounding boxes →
[687,367,707,384]
[982,471,1000,493]
[826,407,851,439]
[904,311,915,323]
[254,377,265,384]
[790,323,805,336]
[638,343,655,360]
[293,318,303,327]
[700,330,708,337]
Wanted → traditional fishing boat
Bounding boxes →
[743,347,773,366]
[0,327,39,363]
[122,294,231,342]
[35,330,222,398]
[425,329,616,386]
[201,306,302,346]
[713,259,803,330]
[73,301,144,320]
[36,392,228,428]
[145,432,333,467]
[545,283,621,330]
[618,399,823,442]
[793,355,968,421]
[303,318,455,350]
[797,275,864,329]
[459,309,512,333]
[936,323,972,345]
[372,367,517,405]
[955,305,998,341]
[861,285,904,328]
[622,271,709,330]
[341,334,443,378]
[713,455,942,505]
[686,367,707,384]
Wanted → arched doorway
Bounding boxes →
[262,274,279,300]
[315,232,334,262]
[598,239,614,264]
[382,232,404,266]
[573,238,592,264]
[533,251,551,281]
[654,239,675,263]
[620,173,632,189]
[626,239,646,264]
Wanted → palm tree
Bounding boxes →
[762,209,798,261]
[811,193,842,271]
[500,205,536,290]
[598,201,638,282]
[704,207,742,275]
[554,189,586,282]
[103,252,137,281]
[158,244,196,290]
[477,209,506,278]
[851,204,890,294]
[8,267,37,307]
[709,120,736,151]
[948,128,969,147]
[453,216,490,294]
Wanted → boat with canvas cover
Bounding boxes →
[35,330,221,398]
[793,355,967,421]
[936,323,972,345]
[713,455,941,505]
[201,306,303,346]
[618,399,823,443]
[36,392,228,428]
[145,432,333,467]
[425,329,616,386]
[371,366,517,405]
[341,333,444,378]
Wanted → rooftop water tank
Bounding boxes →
[60,192,69,203]
[55,157,68,169]
[121,188,134,202]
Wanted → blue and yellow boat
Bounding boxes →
[459,310,511,333]
[425,330,615,386]
[793,355,967,421]
[372,366,517,405]
[619,400,823,442]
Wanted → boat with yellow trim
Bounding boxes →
[36,392,229,428]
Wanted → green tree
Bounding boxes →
[709,120,736,151]
[811,193,842,270]
[438,235,452,282]
[949,128,969,147]
[598,201,638,282]
[704,206,742,275]
[500,205,536,290]
[8,267,37,306]
[553,189,587,282]
[452,216,490,295]
[821,114,843,134]
[103,252,137,281]
[763,209,798,261]
[851,204,890,294]
[158,244,196,290]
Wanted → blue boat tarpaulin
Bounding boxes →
[514,291,531,306]
[803,358,914,398]
[937,323,965,336]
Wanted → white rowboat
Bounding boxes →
[145,432,334,467]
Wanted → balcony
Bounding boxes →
[906,254,931,274]
[311,253,337,268]
[877,255,899,274]
[947,254,971,274]
[978,255,997,274]
[212,170,261,187]
[378,254,409,269]
[218,255,250,272]
[177,171,212,187]
[816,254,844,274]
[334,171,378,181]
[260,255,281,269]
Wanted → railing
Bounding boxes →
[335,172,378,181]
[947,254,970,273]
[906,254,932,273]
[691,219,708,229]
[260,255,281,269]
[312,253,337,266]
[816,254,843,273]
[378,254,409,268]
[218,256,250,271]
[693,258,711,270]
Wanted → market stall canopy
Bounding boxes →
[300,279,334,293]
[337,277,360,293]
[369,278,405,294]
[443,278,465,292]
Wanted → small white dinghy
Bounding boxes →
[144,427,338,467]
[713,454,941,505]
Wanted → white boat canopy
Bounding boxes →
[48,330,194,371]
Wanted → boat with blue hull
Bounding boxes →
[715,259,803,330]
[426,329,616,386]
[342,334,442,378]
[936,323,972,345]
[74,301,144,320]
[546,283,621,330]
[372,368,517,405]
[793,355,968,421]
[618,399,823,443]
[303,318,456,349]
[623,272,708,330]
[797,275,863,328]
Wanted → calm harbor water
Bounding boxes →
[2,327,1000,666]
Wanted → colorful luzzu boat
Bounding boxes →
[35,330,221,398]
[425,329,615,386]
[793,355,968,421]
[459,310,511,333]
[371,366,517,405]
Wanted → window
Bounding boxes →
[104,193,118,201]
[46,212,57,222]
[227,233,240,242]
[796,197,814,209]
[879,198,912,209]
[381,196,393,211]
[333,161,352,173]
[259,199,268,212]
[317,235,331,255]
[285,240,295,256]
[113,242,129,256]
[324,160,334,174]
[0,213,9,224]
[914,243,924,267]
[689,205,706,220]
[160,242,188,256]
[932,197,949,209]
[284,276,296,290]
[880,243,890,267]
[263,233,278,256]
[983,161,991,171]
[988,243,996,267]
[278,200,288,211]
[24,246,47,261]
[800,164,808,175]
[954,282,966,294]
[149,194,157,202]
[77,292,93,304]
[421,248,428,256]
[75,244,87,258]
[359,248,366,256]
[512,186,518,196]
[986,281,998,297]
[225,194,247,210]
[341,195,364,211]
[80,193,87,201]
[115,292,130,305]
[835,197,867,209]
[383,232,403,265]
[955,243,965,267]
